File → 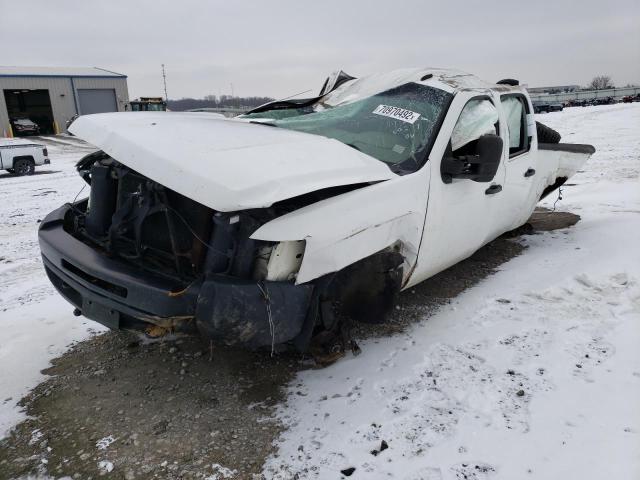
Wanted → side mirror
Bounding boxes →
[441,134,503,184]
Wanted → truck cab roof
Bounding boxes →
[321,67,524,102]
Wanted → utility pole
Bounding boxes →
[161,64,168,102]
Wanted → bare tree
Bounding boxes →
[589,75,614,90]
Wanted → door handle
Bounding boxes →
[485,184,502,195]
[524,168,536,177]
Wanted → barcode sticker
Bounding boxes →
[372,105,421,124]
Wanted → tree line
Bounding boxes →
[167,95,274,111]
[166,76,637,111]
[587,75,638,90]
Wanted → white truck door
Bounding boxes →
[409,91,507,285]
[498,94,540,230]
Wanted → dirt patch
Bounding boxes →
[528,207,580,232]
[0,334,299,480]
[0,208,580,479]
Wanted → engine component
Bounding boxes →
[85,163,117,237]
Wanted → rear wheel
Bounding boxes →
[536,122,561,144]
[13,158,35,176]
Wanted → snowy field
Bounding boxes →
[0,136,106,436]
[0,104,638,479]
[265,104,640,479]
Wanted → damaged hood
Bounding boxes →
[70,112,396,211]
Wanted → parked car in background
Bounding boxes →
[0,138,50,175]
[10,118,40,136]
[567,99,588,107]
[532,101,550,113]
[595,97,615,106]
[532,101,562,113]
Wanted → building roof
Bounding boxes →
[0,66,126,78]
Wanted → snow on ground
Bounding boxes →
[0,105,638,479]
[0,136,106,438]
[264,103,640,479]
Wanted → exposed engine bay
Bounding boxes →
[71,151,375,284]
[43,151,403,353]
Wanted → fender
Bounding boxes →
[251,168,431,286]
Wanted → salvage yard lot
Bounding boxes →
[1,104,639,479]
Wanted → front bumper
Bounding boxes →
[38,204,314,349]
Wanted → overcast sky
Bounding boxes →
[2,0,639,100]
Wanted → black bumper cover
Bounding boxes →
[38,204,314,349]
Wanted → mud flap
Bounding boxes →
[195,276,313,349]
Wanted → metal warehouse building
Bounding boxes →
[0,66,129,137]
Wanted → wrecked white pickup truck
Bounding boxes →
[38,68,594,353]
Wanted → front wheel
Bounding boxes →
[13,158,35,176]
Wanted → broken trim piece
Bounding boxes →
[538,143,596,155]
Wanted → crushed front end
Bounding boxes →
[38,152,316,350]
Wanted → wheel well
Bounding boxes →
[324,247,404,324]
[13,155,35,168]
[293,246,406,351]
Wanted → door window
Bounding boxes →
[450,98,499,154]
[501,95,530,157]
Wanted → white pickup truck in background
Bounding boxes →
[0,138,50,176]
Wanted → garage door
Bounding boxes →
[77,89,118,115]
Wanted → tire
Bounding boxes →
[13,158,35,176]
[536,121,561,144]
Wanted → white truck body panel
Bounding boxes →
[251,84,592,287]
[69,68,593,289]
[251,168,430,284]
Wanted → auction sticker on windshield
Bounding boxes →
[372,105,421,124]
